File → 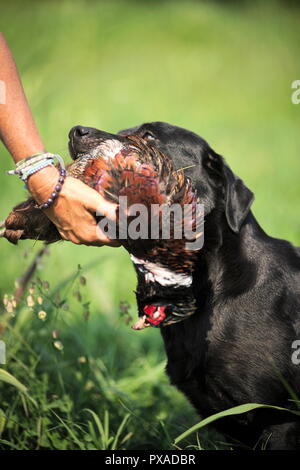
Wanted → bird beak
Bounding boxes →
[131,315,151,331]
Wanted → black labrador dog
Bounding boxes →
[67,122,300,449]
[4,121,300,449]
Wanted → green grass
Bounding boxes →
[0,0,299,450]
[0,268,219,450]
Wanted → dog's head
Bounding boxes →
[68,121,254,328]
[69,121,254,235]
[68,123,203,328]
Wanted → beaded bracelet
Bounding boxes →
[7,152,67,210]
[34,167,67,210]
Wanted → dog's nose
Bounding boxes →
[69,126,91,139]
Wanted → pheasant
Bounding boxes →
[1,135,203,329]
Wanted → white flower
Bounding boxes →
[53,340,63,351]
[26,295,35,308]
[38,310,47,321]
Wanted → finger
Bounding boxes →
[87,238,121,247]
[67,212,110,244]
[79,225,121,247]
[59,230,81,245]
[85,191,118,220]
[60,224,120,247]
[59,230,68,241]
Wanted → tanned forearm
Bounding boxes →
[0,32,45,162]
[0,33,118,247]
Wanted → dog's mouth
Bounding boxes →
[68,125,130,162]
[69,136,126,162]
[68,135,78,160]
[67,133,171,204]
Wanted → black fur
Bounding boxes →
[118,122,300,449]
[69,121,300,449]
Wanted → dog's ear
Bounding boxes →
[222,162,254,233]
[204,150,254,233]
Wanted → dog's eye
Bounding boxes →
[142,131,155,141]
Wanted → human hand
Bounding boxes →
[27,165,120,246]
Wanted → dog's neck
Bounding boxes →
[201,211,265,303]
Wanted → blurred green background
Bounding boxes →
[0,0,299,450]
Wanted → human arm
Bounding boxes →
[0,33,119,246]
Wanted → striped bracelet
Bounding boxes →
[22,159,54,182]
[7,152,66,182]
[7,152,67,210]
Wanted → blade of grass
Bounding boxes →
[0,369,27,393]
[111,413,130,450]
[84,408,106,448]
[0,439,21,449]
[0,368,37,407]
[104,409,109,445]
[174,403,300,445]
[0,410,6,437]
[51,410,85,450]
